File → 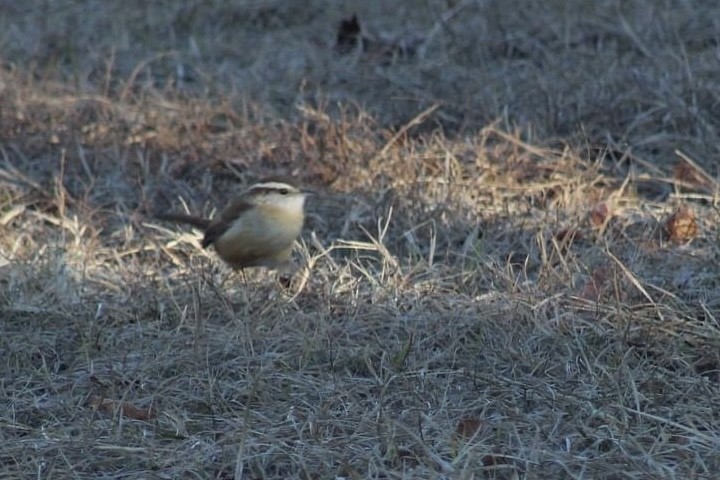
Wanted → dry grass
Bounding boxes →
[2,1,720,479]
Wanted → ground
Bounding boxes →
[1,1,720,479]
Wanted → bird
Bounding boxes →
[156,178,312,271]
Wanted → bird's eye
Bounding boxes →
[279,188,289,195]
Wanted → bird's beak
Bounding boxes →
[301,188,317,196]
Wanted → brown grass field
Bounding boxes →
[2,1,720,479]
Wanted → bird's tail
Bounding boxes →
[155,212,211,230]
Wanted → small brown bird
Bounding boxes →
[157,179,311,270]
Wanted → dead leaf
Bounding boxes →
[554,228,583,252]
[89,396,156,420]
[665,205,698,242]
[334,14,422,61]
[589,202,610,228]
[673,159,714,193]
[482,454,511,466]
[455,417,483,440]
[580,267,609,302]
[335,14,365,54]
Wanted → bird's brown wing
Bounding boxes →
[155,212,211,230]
[201,197,253,248]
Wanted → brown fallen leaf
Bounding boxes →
[673,158,715,193]
[554,228,583,254]
[555,228,582,243]
[482,454,512,466]
[89,396,156,420]
[580,267,609,302]
[665,205,698,242]
[589,202,611,228]
[455,417,483,440]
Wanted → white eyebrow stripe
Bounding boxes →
[249,182,297,192]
